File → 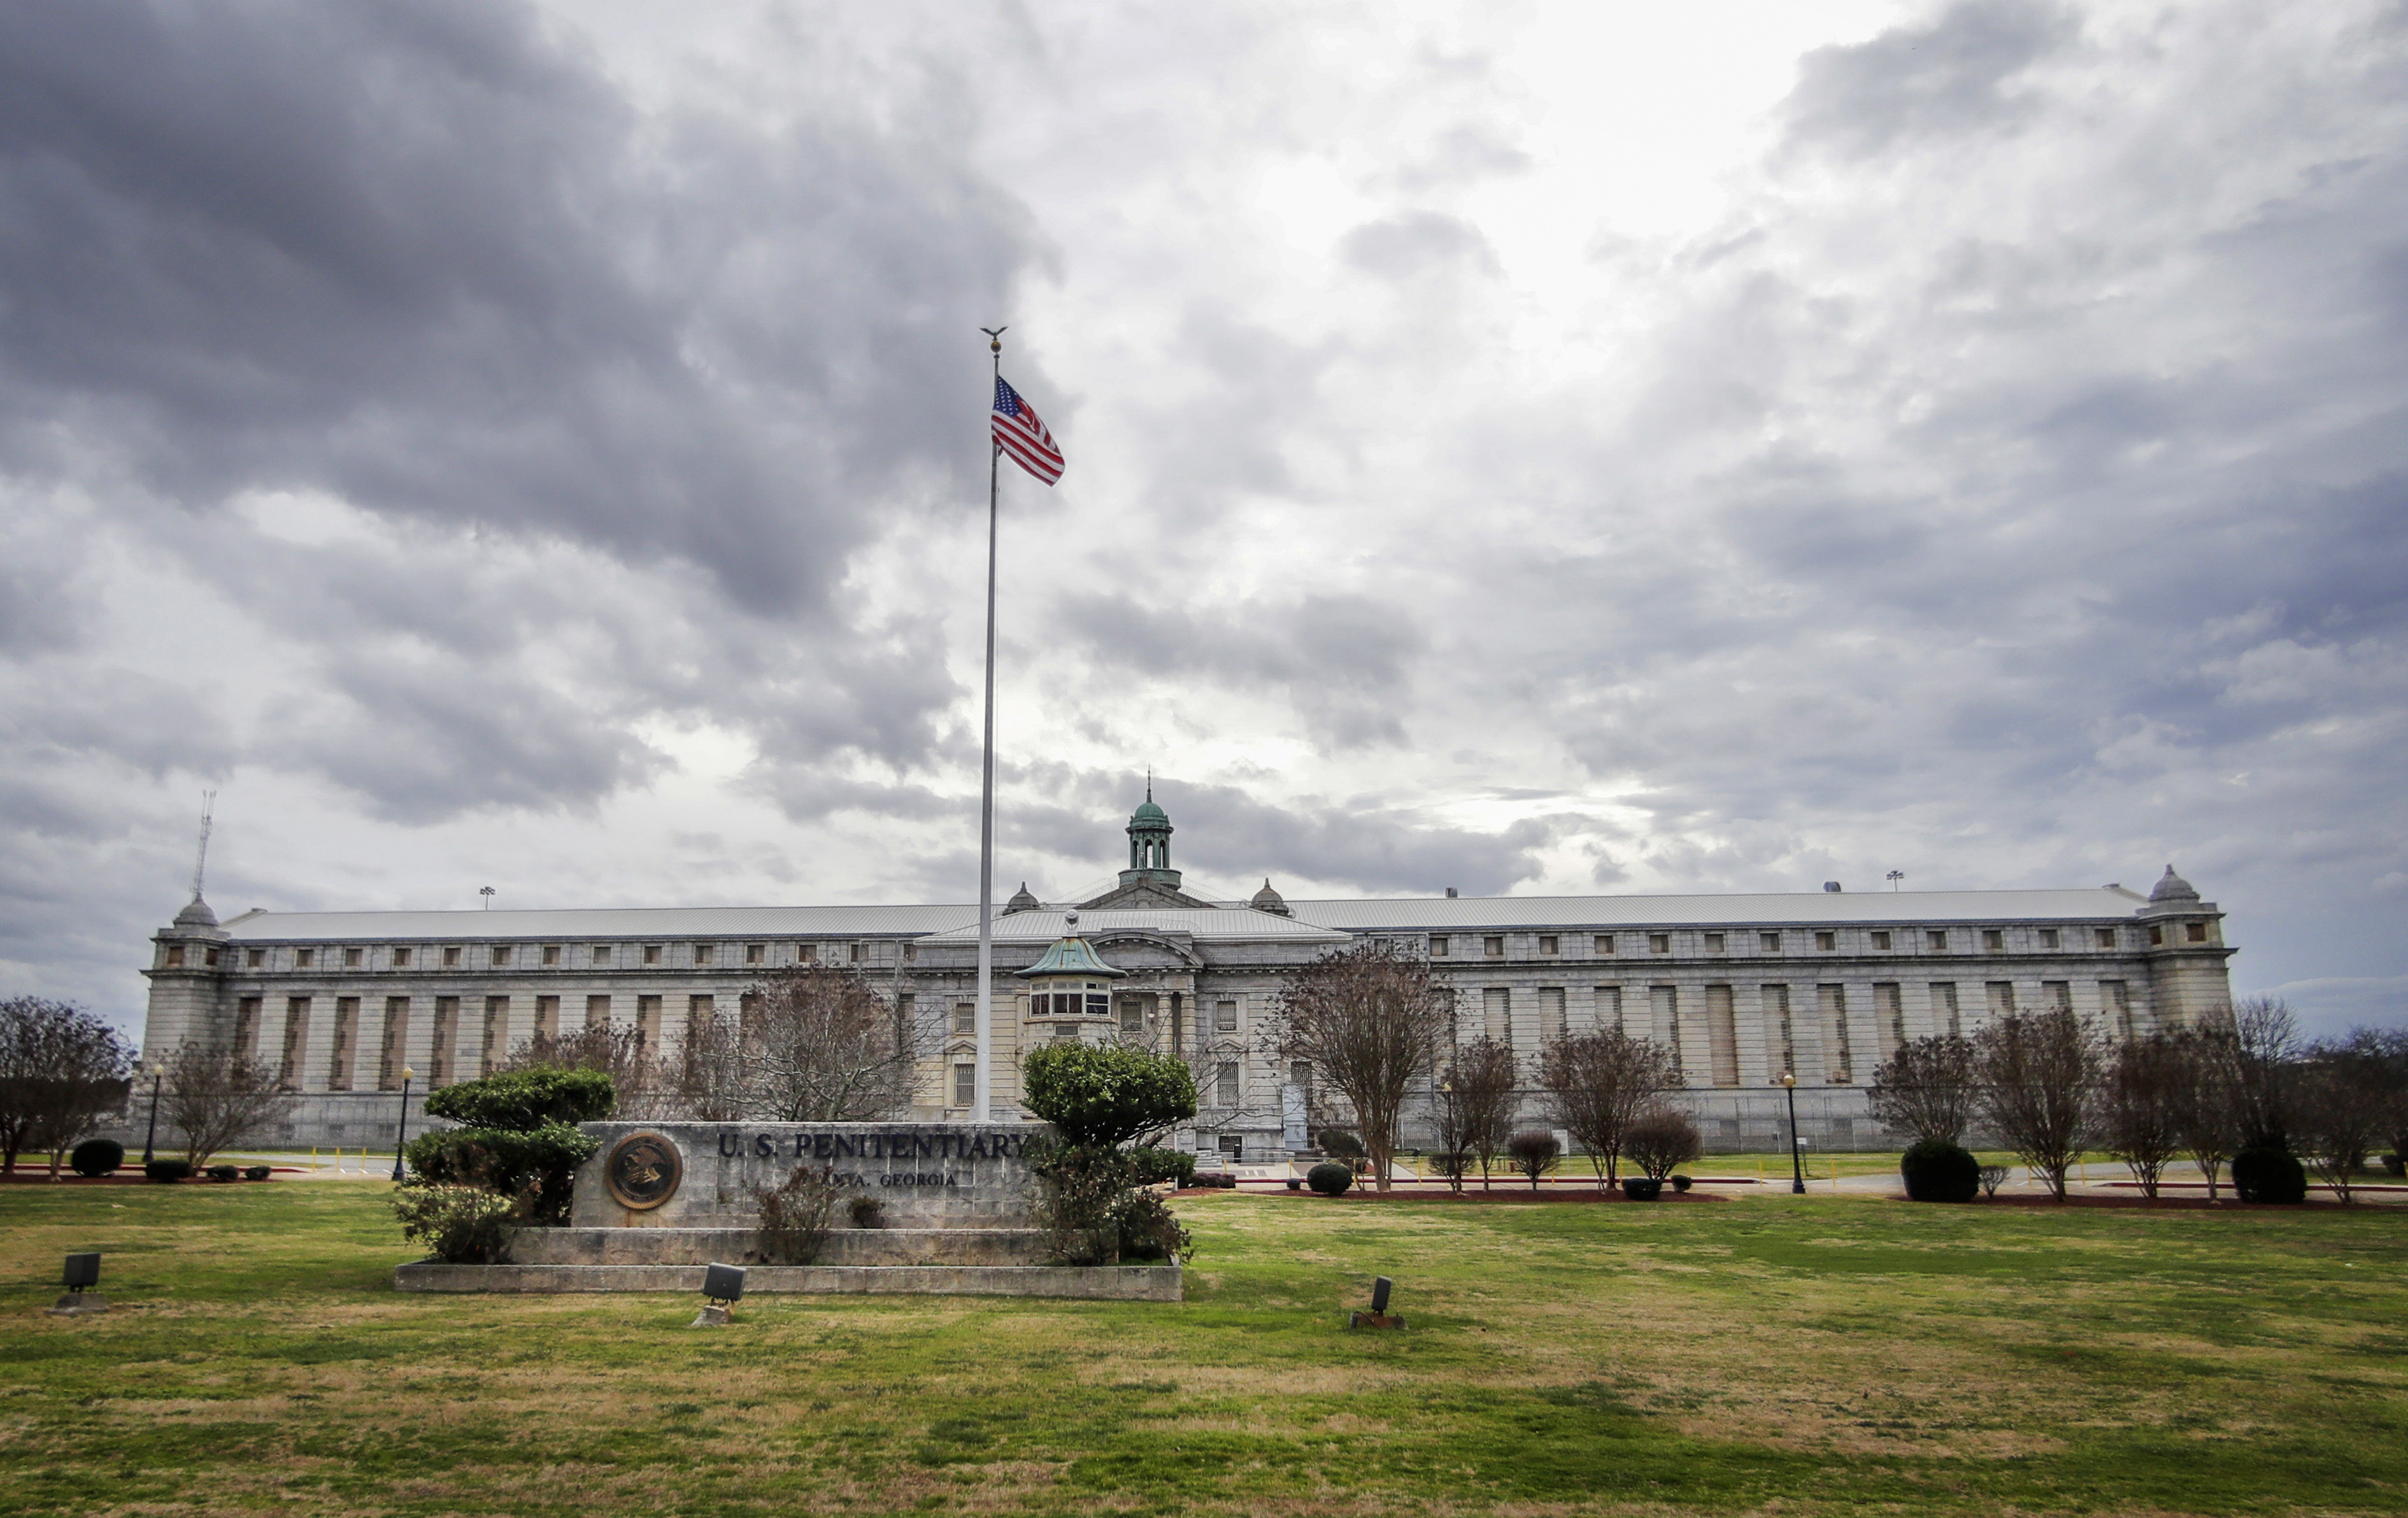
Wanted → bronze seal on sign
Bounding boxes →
[604,1131,682,1210]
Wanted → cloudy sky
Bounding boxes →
[4,0,2404,1041]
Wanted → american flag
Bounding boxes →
[991,376,1064,485]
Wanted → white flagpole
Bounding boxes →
[973,327,1004,1123]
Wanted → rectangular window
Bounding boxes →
[430,997,459,1085]
[592,945,611,965]
[1818,984,1851,1084]
[534,995,560,1040]
[585,993,610,1029]
[443,946,462,968]
[1706,984,1737,1088]
[1215,1000,1239,1033]
[1648,933,1670,954]
[953,1063,976,1108]
[746,943,765,964]
[541,945,560,967]
[2186,923,2207,943]
[1650,985,1681,1073]
[234,997,262,1061]
[1983,929,2004,952]
[482,996,509,1071]
[688,994,715,1037]
[1593,985,1623,1033]
[1483,987,1511,1042]
[1291,1060,1311,1087]
[1874,982,1904,1061]
[1053,1022,1080,1040]
[1814,932,1835,952]
[2043,980,2072,1009]
[1870,931,1891,951]
[343,947,363,968]
[1483,935,1504,958]
[280,997,312,1090]
[1539,935,1559,956]
[1986,981,2015,1019]
[1119,998,1144,1035]
[1704,932,1727,954]
[1430,937,1451,957]
[295,947,315,968]
[2104,980,2133,1039]
[205,946,219,968]
[643,945,662,965]
[1763,985,1794,1075]
[246,947,265,968]
[1215,1062,1240,1106]
[378,997,409,1089]
[636,995,662,1047]
[850,942,866,963]
[2149,925,2164,946]
[1538,986,1566,1040]
[490,946,510,967]
[1760,932,1781,952]
[797,942,818,962]
[1595,934,1616,954]
[1927,929,1947,951]
[392,946,411,968]
[692,943,713,966]
[327,998,359,1090]
[164,944,184,968]
[953,1002,976,1037]
[1932,982,1960,1039]
[2095,928,2116,949]
[2039,928,2060,949]
[1085,992,1111,1017]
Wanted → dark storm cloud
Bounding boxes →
[1782,0,2077,159]
[0,0,1039,618]
[1059,590,1426,749]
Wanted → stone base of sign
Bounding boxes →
[48,1294,109,1316]
[689,1303,732,1328]
[394,1261,1181,1301]
[506,1226,1052,1267]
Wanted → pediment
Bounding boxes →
[1079,879,1217,911]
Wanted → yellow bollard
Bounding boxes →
[310,1146,318,1173]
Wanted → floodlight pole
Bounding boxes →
[1779,1073,1805,1195]
[140,1065,164,1166]
[971,327,1004,1124]
[390,1069,415,1183]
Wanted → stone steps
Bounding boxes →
[394,1261,1180,1300]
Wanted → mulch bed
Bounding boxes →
[1245,1186,1726,1203]
[1,1169,301,1185]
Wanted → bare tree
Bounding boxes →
[1974,1008,2102,1201]
[161,1040,297,1167]
[1427,1073,1473,1192]
[504,1025,662,1117]
[1265,942,1453,1192]
[2100,1033,2187,1198]
[1539,1028,1683,1186]
[742,963,922,1122]
[2169,1020,2245,1200]
[1867,1035,1980,1145]
[1623,1106,1702,1181]
[671,1004,750,1121]
[0,998,132,1176]
[2229,997,2300,1152]
[2295,1033,2397,1204]
[1443,1039,1519,1191]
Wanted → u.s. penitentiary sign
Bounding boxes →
[571,1122,1047,1230]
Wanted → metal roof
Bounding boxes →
[918,908,1349,944]
[1012,937,1129,979]
[217,904,983,942]
[1283,888,2149,930]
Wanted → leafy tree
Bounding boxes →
[1539,1028,1682,1184]
[0,998,132,1176]
[423,1067,614,1130]
[1265,942,1453,1192]
[1974,1008,2102,1200]
[1020,1041,1197,1149]
[1867,1035,1979,1146]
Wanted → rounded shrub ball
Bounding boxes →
[70,1138,125,1178]
[1900,1139,1981,1203]
[2232,1147,2307,1204]
[1305,1161,1355,1196]
[144,1158,192,1183]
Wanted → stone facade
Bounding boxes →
[569,1121,1043,1230]
[139,803,2239,1153]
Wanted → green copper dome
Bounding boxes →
[1130,799,1169,827]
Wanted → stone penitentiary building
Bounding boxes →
[142,793,2237,1155]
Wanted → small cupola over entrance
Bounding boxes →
[1078,779,1218,910]
[1015,911,1127,1032]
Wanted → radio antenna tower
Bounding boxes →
[190,791,217,900]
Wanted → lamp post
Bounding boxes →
[390,1068,415,1183]
[1886,870,1906,891]
[140,1062,165,1167]
[1778,1072,1806,1195]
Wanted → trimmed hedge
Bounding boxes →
[71,1138,124,1177]
[144,1158,192,1183]
[206,1163,240,1182]
[403,1123,600,1224]
[422,1068,615,1131]
[1306,1161,1354,1196]
[2233,1147,2307,1205]
[1623,1177,1664,1201]
[1129,1146,1197,1188]
[1900,1138,1981,1203]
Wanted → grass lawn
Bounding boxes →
[4,1183,2405,1515]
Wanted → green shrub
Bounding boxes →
[2233,1147,2307,1204]
[1019,1043,1197,1149]
[144,1158,191,1182]
[392,1182,517,1263]
[1114,1189,1193,1263]
[1306,1161,1354,1196]
[70,1138,124,1177]
[403,1123,599,1224]
[848,1195,886,1228]
[206,1163,239,1182]
[244,1165,272,1181]
[1129,1146,1197,1188]
[1900,1138,1981,1203]
[422,1068,615,1131]
[1317,1129,1365,1158]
